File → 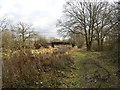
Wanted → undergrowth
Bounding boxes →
[2,49,74,88]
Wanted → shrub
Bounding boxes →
[3,48,74,88]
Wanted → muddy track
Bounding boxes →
[81,61,111,76]
[80,60,112,88]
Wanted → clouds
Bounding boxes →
[0,0,65,38]
[1,0,115,38]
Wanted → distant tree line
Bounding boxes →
[0,19,48,51]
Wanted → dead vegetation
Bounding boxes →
[2,47,75,88]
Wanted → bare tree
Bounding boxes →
[0,19,15,50]
[15,22,35,49]
[57,0,116,51]
[0,18,9,33]
[94,2,117,50]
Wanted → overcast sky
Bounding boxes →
[0,0,66,38]
[0,0,117,38]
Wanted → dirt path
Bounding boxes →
[60,51,119,88]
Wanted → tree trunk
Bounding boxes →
[97,33,101,51]
[85,34,92,51]
[86,42,92,51]
[87,44,92,51]
[97,39,100,51]
[100,38,103,51]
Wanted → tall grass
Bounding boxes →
[2,48,74,88]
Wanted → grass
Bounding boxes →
[59,50,119,88]
[2,48,119,88]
